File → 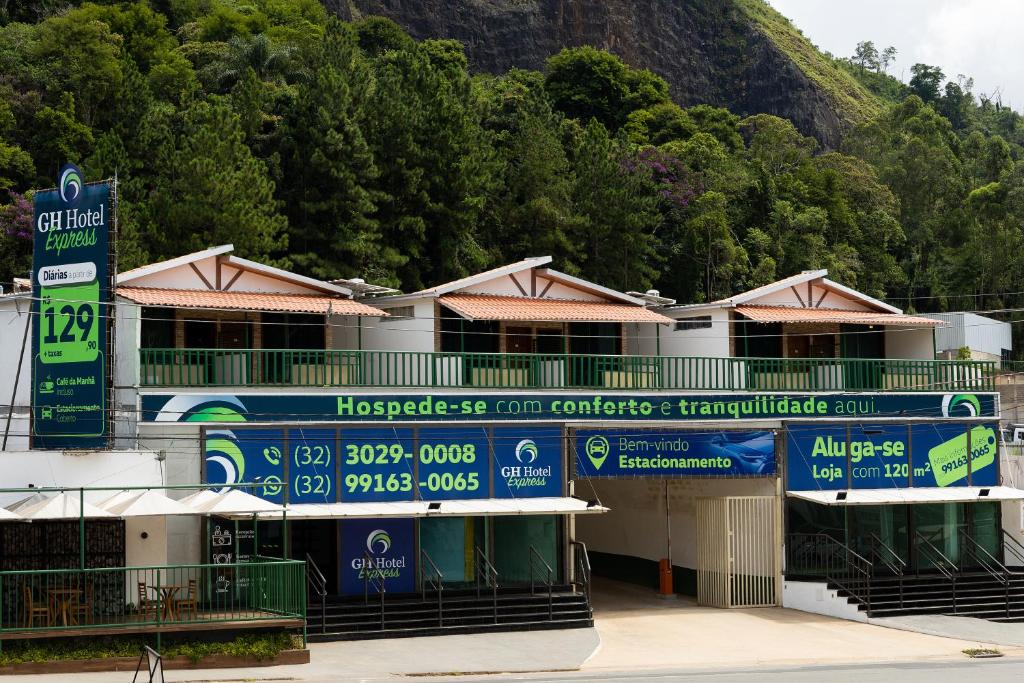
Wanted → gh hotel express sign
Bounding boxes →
[31,164,111,448]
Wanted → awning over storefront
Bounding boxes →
[735,305,942,326]
[439,293,673,324]
[117,287,388,316]
[787,486,1024,506]
[222,497,608,520]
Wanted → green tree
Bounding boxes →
[143,100,288,264]
[853,41,879,72]
[544,46,670,131]
[280,20,389,281]
[570,121,660,291]
[909,63,944,103]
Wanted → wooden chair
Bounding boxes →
[22,585,49,628]
[73,581,94,625]
[174,579,198,620]
[136,582,160,621]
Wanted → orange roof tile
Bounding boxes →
[117,287,387,316]
[439,294,673,323]
[735,305,942,326]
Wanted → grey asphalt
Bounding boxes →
[871,613,1024,646]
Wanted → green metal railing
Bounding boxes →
[138,348,997,392]
[0,558,305,636]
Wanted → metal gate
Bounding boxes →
[696,496,780,608]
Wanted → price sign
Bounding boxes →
[289,428,336,503]
[340,428,415,502]
[417,427,490,500]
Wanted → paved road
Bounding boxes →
[345,657,1024,683]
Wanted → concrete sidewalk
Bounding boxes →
[583,578,1019,672]
[871,614,1024,647]
[4,579,1020,681]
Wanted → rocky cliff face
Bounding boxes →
[326,0,868,148]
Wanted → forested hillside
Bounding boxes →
[0,1,1023,323]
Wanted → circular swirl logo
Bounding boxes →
[515,439,539,464]
[367,529,392,554]
[59,163,83,206]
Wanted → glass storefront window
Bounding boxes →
[493,515,560,584]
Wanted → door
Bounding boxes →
[840,324,885,389]
[288,520,338,594]
[419,517,479,588]
[911,503,965,571]
[492,515,559,585]
[847,505,908,571]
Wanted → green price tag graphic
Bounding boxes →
[927,426,997,487]
[38,282,100,364]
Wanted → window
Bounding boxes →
[675,316,712,332]
[140,307,175,348]
[382,305,414,320]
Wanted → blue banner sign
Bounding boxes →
[340,518,414,595]
[492,426,564,497]
[203,425,565,501]
[786,422,999,490]
[32,169,111,448]
[143,391,997,424]
[575,429,775,478]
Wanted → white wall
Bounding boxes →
[126,516,168,567]
[574,475,777,572]
[0,449,163,507]
[137,422,207,564]
[359,298,435,352]
[782,580,867,622]
[655,309,732,358]
[0,297,32,450]
[884,326,934,359]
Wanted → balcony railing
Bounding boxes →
[0,558,306,637]
[138,348,996,392]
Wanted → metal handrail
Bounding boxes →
[785,533,873,607]
[913,530,958,613]
[868,533,906,609]
[570,540,592,609]
[362,552,385,629]
[958,529,1010,618]
[1002,530,1024,568]
[138,347,997,392]
[304,553,327,634]
[419,549,444,627]
[474,547,499,624]
[528,546,554,621]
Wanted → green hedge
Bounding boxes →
[0,631,299,666]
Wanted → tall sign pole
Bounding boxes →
[31,164,112,449]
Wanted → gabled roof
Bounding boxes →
[116,245,354,296]
[534,268,645,306]
[116,245,234,285]
[409,256,553,297]
[667,270,903,316]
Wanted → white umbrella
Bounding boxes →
[97,490,138,510]
[6,492,50,513]
[0,506,22,520]
[102,490,197,517]
[17,492,113,520]
[178,489,223,510]
[190,489,282,515]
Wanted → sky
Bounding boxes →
[767,0,1023,110]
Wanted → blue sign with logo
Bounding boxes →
[417,426,489,500]
[786,422,999,490]
[142,391,999,424]
[340,518,415,595]
[205,428,285,502]
[492,426,563,498]
[32,166,111,448]
[289,428,335,503]
[575,429,775,478]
